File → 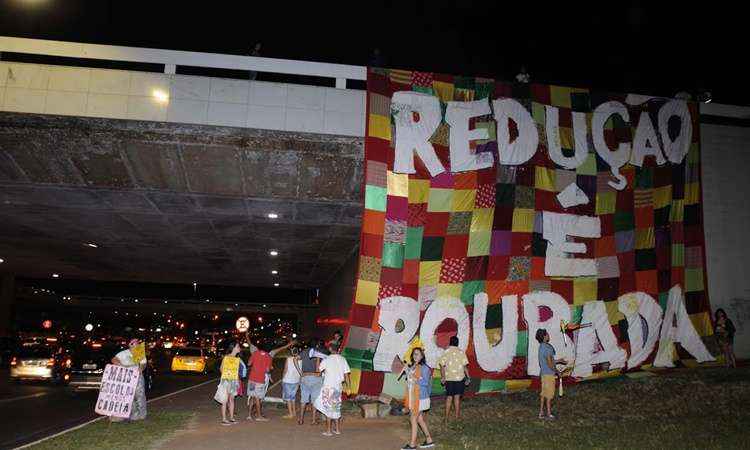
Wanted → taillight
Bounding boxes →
[10,357,17,366]
[47,358,55,367]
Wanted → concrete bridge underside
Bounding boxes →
[0,112,364,289]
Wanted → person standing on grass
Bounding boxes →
[438,336,470,422]
[715,309,737,368]
[298,338,328,425]
[218,341,241,425]
[282,346,303,419]
[314,342,350,437]
[110,338,148,422]
[246,339,295,421]
[401,347,435,450]
[537,329,565,419]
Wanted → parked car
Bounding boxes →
[68,343,155,391]
[10,344,70,383]
[170,347,216,374]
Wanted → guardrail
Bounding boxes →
[0,36,367,89]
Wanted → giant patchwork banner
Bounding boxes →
[342,68,716,397]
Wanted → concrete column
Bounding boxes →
[0,273,15,337]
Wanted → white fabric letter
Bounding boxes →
[373,296,420,371]
[592,101,631,190]
[658,100,693,164]
[545,106,589,169]
[617,292,663,368]
[572,301,627,377]
[419,297,470,368]
[391,91,445,177]
[472,293,518,372]
[493,98,538,165]
[630,112,666,166]
[556,182,590,208]
[445,99,494,172]
[542,211,601,277]
[524,291,573,376]
[653,285,715,367]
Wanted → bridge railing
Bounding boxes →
[0,36,366,89]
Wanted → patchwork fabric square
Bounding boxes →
[447,212,472,235]
[508,256,531,281]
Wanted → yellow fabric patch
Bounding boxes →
[408,179,430,204]
[573,278,597,305]
[596,192,617,216]
[387,171,409,197]
[605,300,625,325]
[452,189,476,212]
[635,227,655,249]
[550,86,573,108]
[670,199,684,222]
[535,166,556,192]
[685,182,701,205]
[419,261,441,286]
[433,81,455,102]
[559,127,574,150]
[368,114,391,141]
[505,379,532,391]
[437,283,462,299]
[470,208,494,232]
[512,208,535,233]
[347,368,361,394]
[652,185,672,209]
[467,231,491,257]
[355,279,379,306]
[689,311,713,337]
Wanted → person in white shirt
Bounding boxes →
[282,347,302,419]
[111,338,148,421]
[314,343,350,437]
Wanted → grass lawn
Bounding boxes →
[427,366,750,449]
[31,410,193,450]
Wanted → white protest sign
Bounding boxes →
[95,364,140,418]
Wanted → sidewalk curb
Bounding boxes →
[14,377,219,450]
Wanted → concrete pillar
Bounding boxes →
[0,273,15,337]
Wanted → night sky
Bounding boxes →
[0,1,744,105]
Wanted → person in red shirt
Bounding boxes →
[245,336,294,421]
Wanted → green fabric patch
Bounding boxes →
[514,186,535,208]
[516,330,529,356]
[427,189,453,212]
[475,82,494,100]
[405,227,424,259]
[453,76,475,91]
[382,372,404,398]
[431,377,446,396]
[342,348,374,371]
[571,305,583,324]
[485,303,502,329]
[382,242,405,268]
[413,85,434,95]
[532,102,546,125]
[365,185,387,212]
[635,167,653,189]
[672,243,684,267]
[421,237,445,261]
[577,153,598,176]
[478,379,506,394]
[685,268,705,292]
[461,280,485,305]
[496,183,515,206]
[614,211,635,232]
[467,231,491,257]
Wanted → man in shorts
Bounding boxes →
[438,336,470,422]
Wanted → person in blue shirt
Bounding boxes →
[536,329,565,419]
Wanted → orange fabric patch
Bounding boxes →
[595,236,616,257]
[362,210,386,235]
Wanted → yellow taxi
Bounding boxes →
[170,347,216,374]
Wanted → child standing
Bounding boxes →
[715,309,737,368]
[314,343,350,437]
[401,347,435,450]
[282,347,302,419]
[536,329,565,419]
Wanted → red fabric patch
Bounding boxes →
[360,233,383,258]
[487,256,510,281]
[424,212,450,236]
[440,257,467,283]
[443,235,469,258]
[475,184,495,208]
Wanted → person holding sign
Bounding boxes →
[110,338,148,421]
[218,341,241,425]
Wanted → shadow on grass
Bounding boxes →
[31,410,193,450]
[426,367,750,450]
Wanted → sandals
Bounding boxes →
[419,442,435,449]
[401,445,417,450]
[221,420,232,426]
[322,431,334,437]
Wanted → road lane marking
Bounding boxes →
[0,392,50,404]
[14,377,219,450]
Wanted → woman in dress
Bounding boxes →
[218,341,241,425]
[715,309,737,368]
[401,347,434,450]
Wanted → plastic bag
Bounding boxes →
[214,383,228,404]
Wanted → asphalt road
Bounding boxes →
[0,369,216,449]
